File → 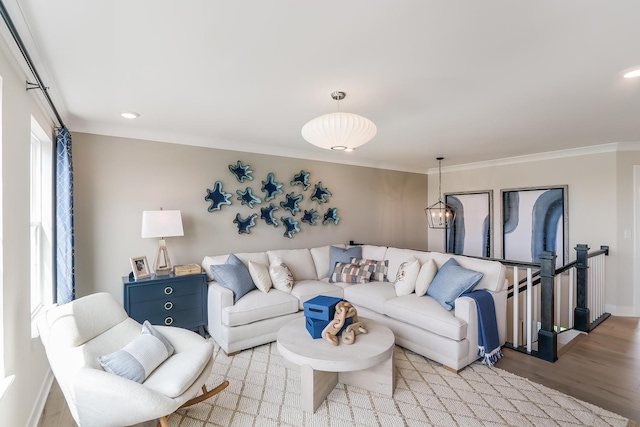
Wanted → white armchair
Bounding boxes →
[37,292,228,427]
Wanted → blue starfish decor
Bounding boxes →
[301,209,320,226]
[311,181,332,204]
[204,181,232,212]
[290,170,310,190]
[261,173,284,201]
[280,192,303,215]
[236,187,262,208]
[281,216,300,239]
[233,213,258,234]
[323,207,340,225]
[260,203,279,227]
[229,160,253,183]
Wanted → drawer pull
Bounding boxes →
[164,301,173,310]
[164,317,174,326]
[164,286,173,295]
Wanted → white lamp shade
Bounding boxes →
[141,210,184,238]
[301,112,377,150]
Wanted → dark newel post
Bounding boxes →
[537,251,557,362]
[574,244,591,332]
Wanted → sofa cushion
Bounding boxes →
[343,281,397,314]
[210,254,256,303]
[427,258,483,310]
[384,295,467,341]
[428,252,506,292]
[290,280,344,309]
[249,260,272,293]
[394,258,420,296]
[310,244,345,280]
[361,245,388,261]
[415,259,438,296]
[202,252,269,281]
[269,257,294,293]
[327,246,363,281]
[331,262,371,284]
[267,248,317,281]
[384,247,432,281]
[222,288,299,327]
[351,258,389,282]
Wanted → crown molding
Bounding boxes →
[427,142,639,175]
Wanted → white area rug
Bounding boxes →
[168,342,629,426]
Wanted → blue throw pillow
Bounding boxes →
[426,258,483,310]
[328,246,362,282]
[210,254,256,303]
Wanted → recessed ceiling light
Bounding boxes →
[623,69,640,79]
[121,112,140,119]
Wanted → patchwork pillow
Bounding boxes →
[249,260,272,293]
[394,257,421,296]
[350,258,389,282]
[269,257,294,292]
[426,258,484,310]
[330,262,372,284]
[327,246,362,282]
[415,259,438,297]
[210,253,256,303]
[97,321,174,383]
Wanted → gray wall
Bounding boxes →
[72,133,428,300]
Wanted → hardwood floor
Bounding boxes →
[38,316,640,426]
[498,315,640,423]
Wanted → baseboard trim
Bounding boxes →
[27,369,53,427]
[605,304,636,317]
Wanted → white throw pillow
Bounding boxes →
[249,260,272,293]
[394,257,420,296]
[269,257,294,293]
[415,259,438,296]
[97,321,173,383]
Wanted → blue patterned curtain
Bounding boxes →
[56,127,75,304]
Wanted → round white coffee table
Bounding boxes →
[277,317,395,413]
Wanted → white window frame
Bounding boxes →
[29,118,53,337]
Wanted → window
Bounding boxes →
[30,118,53,333]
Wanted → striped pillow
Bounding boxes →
[351,258,389,282]
[331,262,372,284]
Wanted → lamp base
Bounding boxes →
[154,266,172,276]
[154,241,173,276]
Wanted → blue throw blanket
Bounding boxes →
[462,289,503,367]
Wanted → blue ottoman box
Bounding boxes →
[303,295,343,321]
[305,317,353,339]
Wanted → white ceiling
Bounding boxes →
[5,0,640,173]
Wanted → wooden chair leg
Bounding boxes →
[179,380,229,409]
[157,416,169,427]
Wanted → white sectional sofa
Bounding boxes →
[202,244,507,372]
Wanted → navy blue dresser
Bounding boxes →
[122,273,208,337]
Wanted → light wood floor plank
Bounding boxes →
[498,315,640,422]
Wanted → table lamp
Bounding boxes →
[141,209,184,275]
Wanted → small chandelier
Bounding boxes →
[425,157,456,229]
[301,91,377,151]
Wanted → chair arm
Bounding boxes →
[154,325,207,353]
[73,368,177,427]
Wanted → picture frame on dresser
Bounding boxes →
[445,190,493,258]
[130,256,152,280]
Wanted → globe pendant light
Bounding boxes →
[425,157,456,229]
[302,91,377,151]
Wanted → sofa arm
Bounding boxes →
[206,281,234,341]
[455,287,508,348]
